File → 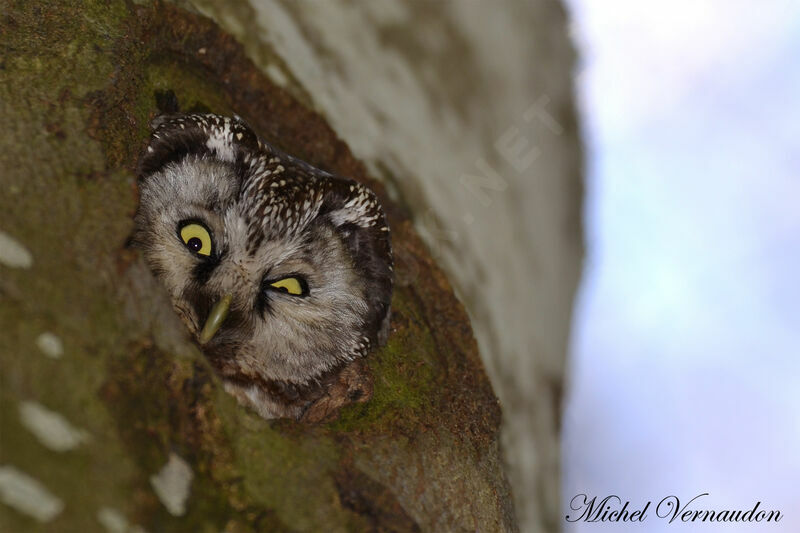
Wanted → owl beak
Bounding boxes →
[198,294,233,345]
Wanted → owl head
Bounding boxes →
[133,113,393,418]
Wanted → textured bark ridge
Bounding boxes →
[0,2,517,531]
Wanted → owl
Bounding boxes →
[133,113,393,420]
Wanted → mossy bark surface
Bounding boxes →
[0,2,517,531]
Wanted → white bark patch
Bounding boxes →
[0,230,33,269]
[35,332,64,359]
[18,401,90,452]
[0,465,64,522]
[97,507,150,533]
[149,453,193,516]
[97,507,128,533]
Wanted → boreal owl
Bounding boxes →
[133,113,393,420]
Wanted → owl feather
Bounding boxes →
[134,113,393,420]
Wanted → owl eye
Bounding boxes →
[269,277,307,296]
[179,222,212,256]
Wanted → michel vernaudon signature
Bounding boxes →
[566,493,782,524]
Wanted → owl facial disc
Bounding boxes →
[134,112,394,420]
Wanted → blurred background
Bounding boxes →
[563,1,800,531]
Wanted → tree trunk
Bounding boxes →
[1,2,522,531]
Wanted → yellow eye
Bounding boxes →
[179,223,212,256]
[270,277,306,296]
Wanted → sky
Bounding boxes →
[562,1,800,531]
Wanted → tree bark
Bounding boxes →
[1,2,517,531]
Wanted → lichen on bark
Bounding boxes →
[0,1,517,532]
